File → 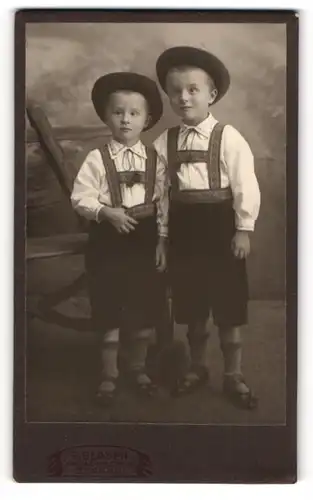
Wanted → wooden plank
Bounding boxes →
[26,100,93,232]
[26,101,72,198]
[26,233,88,260]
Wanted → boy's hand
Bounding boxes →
[156,237,167,272]
[99,206,138,234]
[231,230,251,259]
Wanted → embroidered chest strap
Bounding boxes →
[118,171,146,188]
[167,123,225,189]
[99,145,157,212]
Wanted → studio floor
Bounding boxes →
[26,299,286,425]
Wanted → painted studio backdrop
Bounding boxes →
[26,22,286,423]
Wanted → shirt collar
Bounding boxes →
[180,113,218,139]
[108,139,147,159]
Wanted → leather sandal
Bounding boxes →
[171,366,209,398]
[223,373,258,410]
[96,375,118,406]
[128,370,159,398]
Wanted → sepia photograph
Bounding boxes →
[14,9,298,483]
[25,19,287,425]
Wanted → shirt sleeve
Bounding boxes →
[70,149,105,222]
[154,152,169,238]
[222,125,261,231]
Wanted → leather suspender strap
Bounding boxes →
[167,126,180,193]
[118,171,145,186]
[167,123,225,190]
[175,150,209,164]
[99,145,123,208]
[166,121,231,204]
[206,122,225,189]
[99,145,157,212]
[144,147,157,204]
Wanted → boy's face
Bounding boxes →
[105,91,150,145]
[165,67,217,125]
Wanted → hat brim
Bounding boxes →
[91,72,163,130]
[156,46,230,103]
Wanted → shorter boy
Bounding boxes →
[71,72,168,404]
[154,47,261,409]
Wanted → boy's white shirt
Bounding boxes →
[70,138,169,237]
[153,113,261,231]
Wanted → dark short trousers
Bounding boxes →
[169,200,249,327]
[85,215,164,333]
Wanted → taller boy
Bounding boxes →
[154,46,261,409]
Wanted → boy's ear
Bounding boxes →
[208,88,218,105]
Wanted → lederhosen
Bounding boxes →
[85,144,161,333]
[168,123,248,327]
